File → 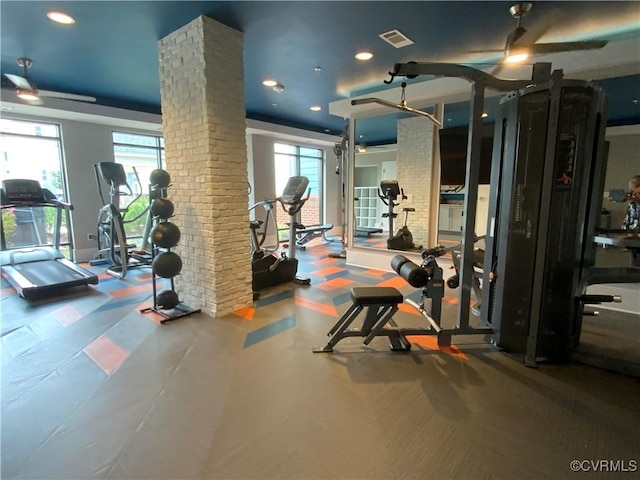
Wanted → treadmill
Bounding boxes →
[0,179,98,300]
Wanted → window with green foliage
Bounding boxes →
[0,119,70,255]
[111,131,165,241]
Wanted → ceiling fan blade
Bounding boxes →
[461,48,504,53]
[531,40,608,54]
[4,73,34,90]
[38,90,97,102]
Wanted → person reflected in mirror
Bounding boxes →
[621,175,640,232]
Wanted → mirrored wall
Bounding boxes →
[351,108,439,252]
[350,97,500,254]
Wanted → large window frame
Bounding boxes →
[274,142,324,235]
[0,118,71,253]
[111,131,165,240]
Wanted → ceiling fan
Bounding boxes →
[474,2,608,70]
[4,57,96,105]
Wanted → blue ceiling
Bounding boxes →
[1,1,639,139]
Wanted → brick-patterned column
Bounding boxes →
[396,117,435,248]
[158,16,252,317]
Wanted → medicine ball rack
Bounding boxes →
[139,169,200,324]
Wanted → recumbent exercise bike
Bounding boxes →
[379,179,419,251]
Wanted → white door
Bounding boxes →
[381,161,397,181]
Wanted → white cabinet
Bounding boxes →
[439,204,464,232]
[354,186,380,228]
[438,186,491,235]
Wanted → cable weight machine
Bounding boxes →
[364,61,640,366]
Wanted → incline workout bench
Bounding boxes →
[313,252,446,352]
[296,223,334,250]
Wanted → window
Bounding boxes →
[274,143,324,237]
[0,118,70,253]
[111,131,165,240]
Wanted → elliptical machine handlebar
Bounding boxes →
[278,187,311,215]
[94,163,143,213]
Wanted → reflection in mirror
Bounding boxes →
[353,108,438,253]
[352,96,501,254]
[437,98,500,247]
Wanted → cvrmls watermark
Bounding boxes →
[570,460,637,473]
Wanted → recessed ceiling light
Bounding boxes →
[355,51,374,61]
[310,105,322,112]
[481,113,488,118]
[47,11,75,25]
[262,79,278,87]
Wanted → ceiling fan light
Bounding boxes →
[504,49,529,64]
[16,89,40,101]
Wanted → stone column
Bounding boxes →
[396,116,435,248]
[158,16,252,317]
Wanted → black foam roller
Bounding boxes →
[391,255,411,275]
[399,261,428,288]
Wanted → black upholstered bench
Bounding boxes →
[314,286,413,352]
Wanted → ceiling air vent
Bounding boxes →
[378,29,414,48]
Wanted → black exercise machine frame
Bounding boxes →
[314,250,452,353]
[379,62,539,344]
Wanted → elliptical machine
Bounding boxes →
[90,162,153,278]
[251,176,311,294]
[378,179,417,251]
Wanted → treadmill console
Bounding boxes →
[280,176,309,205]
[1,179,46,205]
